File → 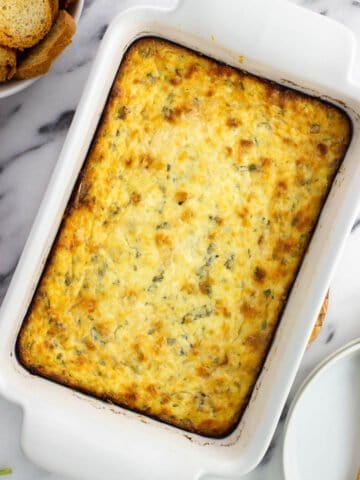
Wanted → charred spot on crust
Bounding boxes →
[130,192,141,204]
[184,63,199,79]
[199,278,212,296]
[317,143,328,156]
[146,384,157,396]
[124,391,138,403]
[240,301,259,318]
[210,63,233,78]
[254,266,266,282]
[240,139,253,148]
[277,180,287,191]
[139,154,154,168]
[117,105,128,120]
[125,157,133,168]
[226,117,239,128]
[155,232,172,247]
[162,105,191,123]
[175,191,188,205]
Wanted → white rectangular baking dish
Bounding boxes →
[0,0,360,479]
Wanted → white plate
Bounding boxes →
[283,339,360,480]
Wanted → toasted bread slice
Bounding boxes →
[60,0,77,9]
[0,0,54,49]
[0,45,16,82]
[14,10,76,80]
[51,0,60,22]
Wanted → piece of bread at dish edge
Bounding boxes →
[0,45,16,82]
[308,292,329,346]
[14,10,76,81]
[0,0,54,49]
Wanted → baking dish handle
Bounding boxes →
[21,409,87,480]
[171,0,357,89]
[21,405,203,480]
[21,407,121,480]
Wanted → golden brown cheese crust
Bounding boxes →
[17,38,351,438]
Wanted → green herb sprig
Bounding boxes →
[0,468,12,476]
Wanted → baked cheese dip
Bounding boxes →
[17,38,351,438]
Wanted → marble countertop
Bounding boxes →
[1,0,360,479]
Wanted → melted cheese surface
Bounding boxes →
[18,38,351,437]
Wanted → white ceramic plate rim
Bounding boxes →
[283,338,360,480]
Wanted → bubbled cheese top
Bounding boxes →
[18,38,351,438]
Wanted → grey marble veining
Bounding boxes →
[1,1,360,479]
